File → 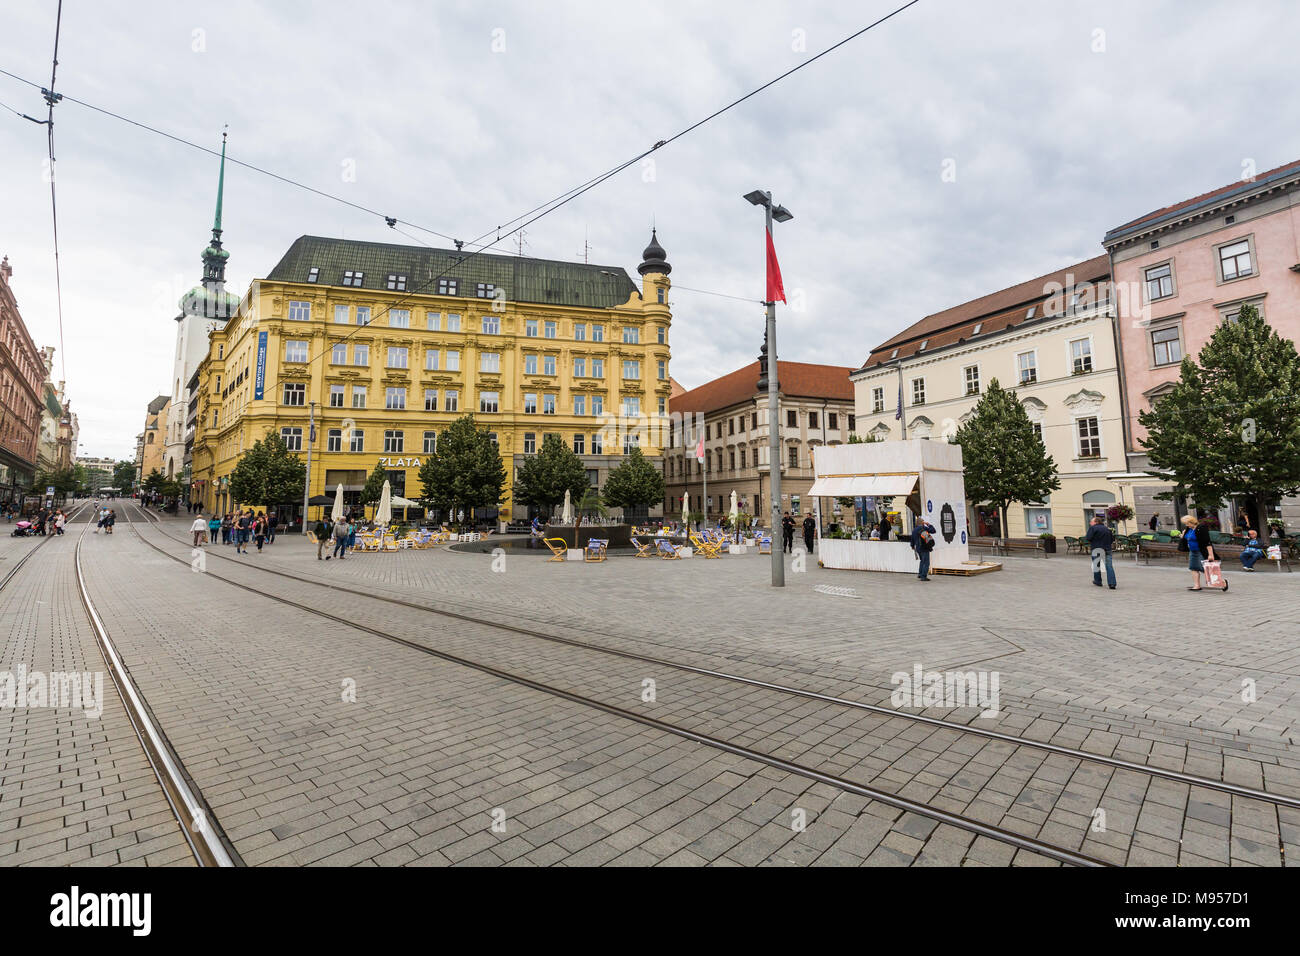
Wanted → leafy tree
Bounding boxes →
[1139,304,1300,532]
[228,433,306,508]
[417,415,507,521]
[112,460,136,491]
[360,464,389,509]
[601,447,665,516]
[572,487,607,536]
[952,378,1060,540]
[512,434,589,518]
[73,463,91,494]
[141,468,167,496]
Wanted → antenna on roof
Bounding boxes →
[516,229,529,257]
[579,226,591,264]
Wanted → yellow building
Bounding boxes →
[192,232,673,523]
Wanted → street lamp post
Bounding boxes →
[745,189,792,588]
[302,401,316,535]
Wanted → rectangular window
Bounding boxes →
[657,360,666,380]
[848,414,856,432]
[352,385,367,408]
[349,427,365,453]
[729,418,735,435]
[544,321,556,339]
[329,384,344,408]
[524,354,538,375]
[425,312,440,330]
[740,449,746,469]
[1031,422,1043,442]
[574,395,586,416]
[445,350,460,370]
[543,355,556,376]
[425,349,440,370]
[423,431,437,454]
[1151,326,1182,366]
[543,394,556,415]
[283,383,305,406]
[1076,416,1101,458]
[385,387,406,410]
[787,410,798,428]
[480,352,500,373]
[1070,338,1093,374]
[384,430,404,453]
[658,397,666,415]
[481,315,500,335]
[479,391,499,413]
[829,412,838,430]
[424,389,438,411]
[622,397,640,417]
[657,288,665,304]
[622,360,640,379]
[523,432,536,454]
[573,356,586,377]
[356,307,371,326]
[387,274,407,292]
[1017,351,1037,384]
[525,319,539,338]
[284,339,308,362]
[524,392,537,414]
[574,323,587,341]
[809,411,819,430]
[911,378,926,406]
[445,390,459,412]
[333,304,349,324]
[592,395,603,417]
[1145,263,1173,301]
[487,433,498,447]
[287,301,311,321]
[622,327,640,344]
[592,358,604,378]
[591,433,603,455]
[573,434,585,455]
[445,313,461,332]
[1219,239,1252,281]
[592,324,605,342]
[331,343,347,364]
[387,347,408,369]
[729,451,736,471]
[342,271,364,287]
[308,267,319,283]
[476,283,495,298]
[964,365,980,395]
[280,427,303,451]
[389,309,410,329]
[789,447,799,469]
[657,326,666,345]
[353,344,369,366]
[438,279,458,296]
[872,387,884,413]
[327,429,342,452]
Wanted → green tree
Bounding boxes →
[141,468,167,496]
[512,434,590,518]
[952,378,1060,540]
[112,460,136,491]
[360,464,389,510]
[846,432,881,444]
[417,415,507,521]
[228,433,306,508]
[1139,304,1300,532]
[601,447,665,517]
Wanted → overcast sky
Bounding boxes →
[3,0,1299,460]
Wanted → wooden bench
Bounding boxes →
[969,536,1047,558]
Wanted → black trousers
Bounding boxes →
[782,532,794,552]
[804,534,814,552]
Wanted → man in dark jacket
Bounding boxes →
[1085,515,1116,589]
[781,512,795,553]
[877,514,892,541]
[802,513,816,553]
[314,518,330,560]
[910,518,937,580]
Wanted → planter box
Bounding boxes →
[744,538,755,546]
[680,548,693,558]
[729,545,747,555]
[566,549,583,562]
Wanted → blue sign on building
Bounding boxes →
[254,331,267,400]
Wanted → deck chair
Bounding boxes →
[584,538,608,562]
[543,537,568,562]
[632,536,655,558]
[690,531,722,559]
[380,533,399,552]
[656,539,681,560]
[307,530,319,545]
[758,535,772,554]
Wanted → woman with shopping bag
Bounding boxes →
[1180,515,1228,592]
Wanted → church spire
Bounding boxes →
[201,130,230,288]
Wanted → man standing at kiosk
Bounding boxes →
[911,517,937,581]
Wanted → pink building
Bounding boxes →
[1103,160,1300,528]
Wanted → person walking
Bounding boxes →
[877,513,892,542]
[1085,515,1116,589]
[221,512,233,545]
[1148,513,1159,532]
[253,512,267,552]
[314,516,331,560]
[910,517,937,581]
[235,510,251,554]
[332,516,350,560]
[781,512,795,554]
[104,509,116,535]
[190,512,208,547]
[802,513,816,553]
[1240,529,1266,571]
[266,511,277,544]
[1180,515,1215,590]
[208,513,221,543]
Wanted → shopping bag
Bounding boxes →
[1204,560,1227,589]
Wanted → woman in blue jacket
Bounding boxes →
[1180,515,1216,590]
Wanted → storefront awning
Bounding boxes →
[807,473,919,498]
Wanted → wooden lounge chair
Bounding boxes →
[307,530,320,545]
[584,538,608,562]
[380,533,399,552]
[689,531,722,559]
[543,537,568,562]
[632,536,655,558]
[656,539,681,560]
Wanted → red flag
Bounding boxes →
[695,434,705,462]
[765,226,786,304]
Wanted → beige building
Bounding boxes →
[139,395,170,482]
[852,256,1133,539]
[666,360,856,524]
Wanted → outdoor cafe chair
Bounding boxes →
[632,536,655,558]
[689,531,723,559]
[543,537,568,562]
[584,538,609,562]
[655,539,682,560]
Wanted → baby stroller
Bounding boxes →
[12,520,32,537]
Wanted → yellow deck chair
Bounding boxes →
[689,531,722,559]
[632,536,655,558]
[543,537,568,562]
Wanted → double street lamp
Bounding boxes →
[744,189,792,588]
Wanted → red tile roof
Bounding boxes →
[670,360,854,415]
[859,255,1110,370]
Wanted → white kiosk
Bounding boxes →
[809,439,981,574]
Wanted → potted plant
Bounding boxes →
[1039,531,1057,554]
[1106,503,1135,534]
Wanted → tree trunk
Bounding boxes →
[1255,491,1270,537]
[1000,503,1009,546]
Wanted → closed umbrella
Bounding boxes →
[730,490,739,541]
[561,489,573,524]
[375,480,392,528]
[682,490,689,530]
[331,484,345,524]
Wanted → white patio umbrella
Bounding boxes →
[374,480,392,528]
[561,489,573,524]
[682,490,689,529]
[730,490,739,540]
[331,484,345,523]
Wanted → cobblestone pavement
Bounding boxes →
[9,503,1300,866]
[0,513,196,867]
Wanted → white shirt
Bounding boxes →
[191,517,208,532]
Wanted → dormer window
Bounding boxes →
[890,348,898,358]
[476,283,496,298]
[387,274,407,291]
[307,267,319,283]
[342,270,364,287]
[972,323,983,334]
[918,340,927,351]
[1026,306,1035,319]
[438,278,458,296]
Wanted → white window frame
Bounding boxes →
[287,300,311,321]
[1074,415,1102,459]
[386,347,408,369]
[1149,323,1183,368]
[481,315,500,335]
[479,391,500,414]
[524,354,538,375]
[353,344,369,366]
[425,312,440,330]
[331,343,347,365]
[910,377,926,406]
[480,352,500,373]
[524,393,537,414]
[284,339,308,363]
[280,427,303,451]
[962,364,980,396]
[282,383,305,406]
[1068,336,1094,375]
[1215,235,1255,284]
[385,387,406,410]
[1143,260,1176,302]
[445,314,461,332]
[333,304,349,324]
[871,386,884,414]
[543,355,556,376]
[445,350,460,371]
[1016,349,1038,385]
[326,429,342,452]
[525,319,539,338]
[356,307,371,326]
[422,431,437,454]
[351,385,367,409]
[425,349,440,371]
[573,356,586,377]
[329,384,344,407]
[384,430,404,453]
[424,389,438,411]
[445,390,459,412]
[544,321,557,339]
[389,309,410,329]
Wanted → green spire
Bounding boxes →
[213,129,226,235]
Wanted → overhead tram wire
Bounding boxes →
[44,0,67,383]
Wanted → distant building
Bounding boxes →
[666,360,856,522]
[0,256,45,505]
[140,395,170,482]
[1103,159,1300,530]
[79,456,118,494]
